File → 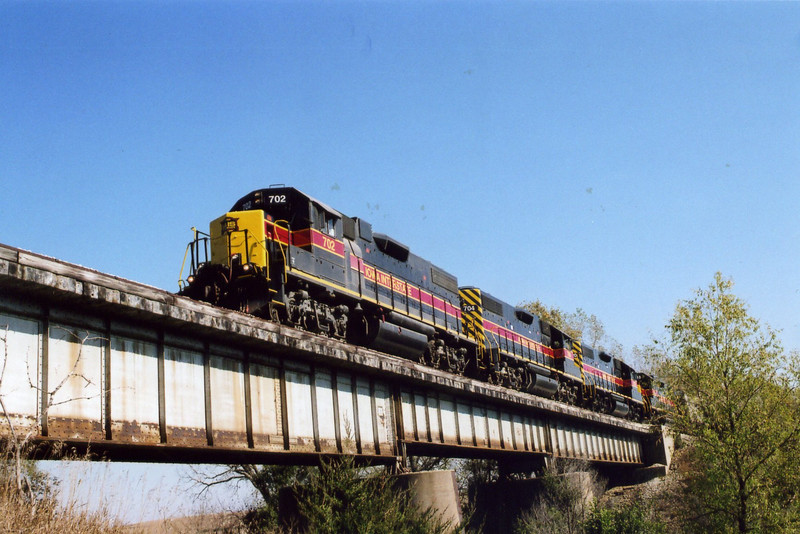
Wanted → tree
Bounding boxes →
[519,301,621,355]
[0,326,125,532]
[649,273,800,532]
[520,300,582,341]
[188,463,309,529]
[0,325,104,499]
[569,308,605,350]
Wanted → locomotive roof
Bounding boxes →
[231,186,346,219]
[235,185,462,293]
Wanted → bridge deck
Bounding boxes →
[0,243,655,466]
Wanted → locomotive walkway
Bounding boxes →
[0,243,668,468]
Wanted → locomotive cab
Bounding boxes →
[231,187,308,229]
[229,186,346,245]
[638,373,672,420]
[615,359,646,420]
[180,186,349,318]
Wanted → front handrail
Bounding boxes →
[178,227,210,289]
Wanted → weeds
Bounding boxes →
[512,459,668,534]
[513,460,603,534]
[0,442,126,533]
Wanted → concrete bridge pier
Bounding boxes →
[470,472,600,534]
[643,425,675,468]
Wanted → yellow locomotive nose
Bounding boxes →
[209,210,269,269]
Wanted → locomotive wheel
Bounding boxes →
[186,264,228,306]
[226,277,270,317]
[487,372,499,386]
[448,351,466,376]
[269,303,282,323]
[424,345,441,370]
[203,275,225,304]
[522,369,535,393]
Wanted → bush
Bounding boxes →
[514,461,602,534]
[512,460,666,534]
[294,455,451,534]
[583,503,666,534]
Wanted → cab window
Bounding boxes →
[323,212,337,236]
[314,204,339,237]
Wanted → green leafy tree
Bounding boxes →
[649,273,800,532]
[520,300,582,341]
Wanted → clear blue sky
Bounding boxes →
[3,1,800,520]
[3,0,800,522]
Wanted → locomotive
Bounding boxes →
[179,186,661,421]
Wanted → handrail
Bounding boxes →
[274,220,290,280]
[178,241,192,290]
[178,227,210,289]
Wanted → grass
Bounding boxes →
[0,439,129,533]
[0,472,127,533]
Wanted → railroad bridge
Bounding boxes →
[0,243,668,469]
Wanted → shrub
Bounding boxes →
[294,455,451,534]
[583,503,666,534]
[514,461,602,534]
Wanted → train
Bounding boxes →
[178,186,666,421]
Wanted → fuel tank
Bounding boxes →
[609,396,630,418]
[362,311,434,360]
[527,364,559,398]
